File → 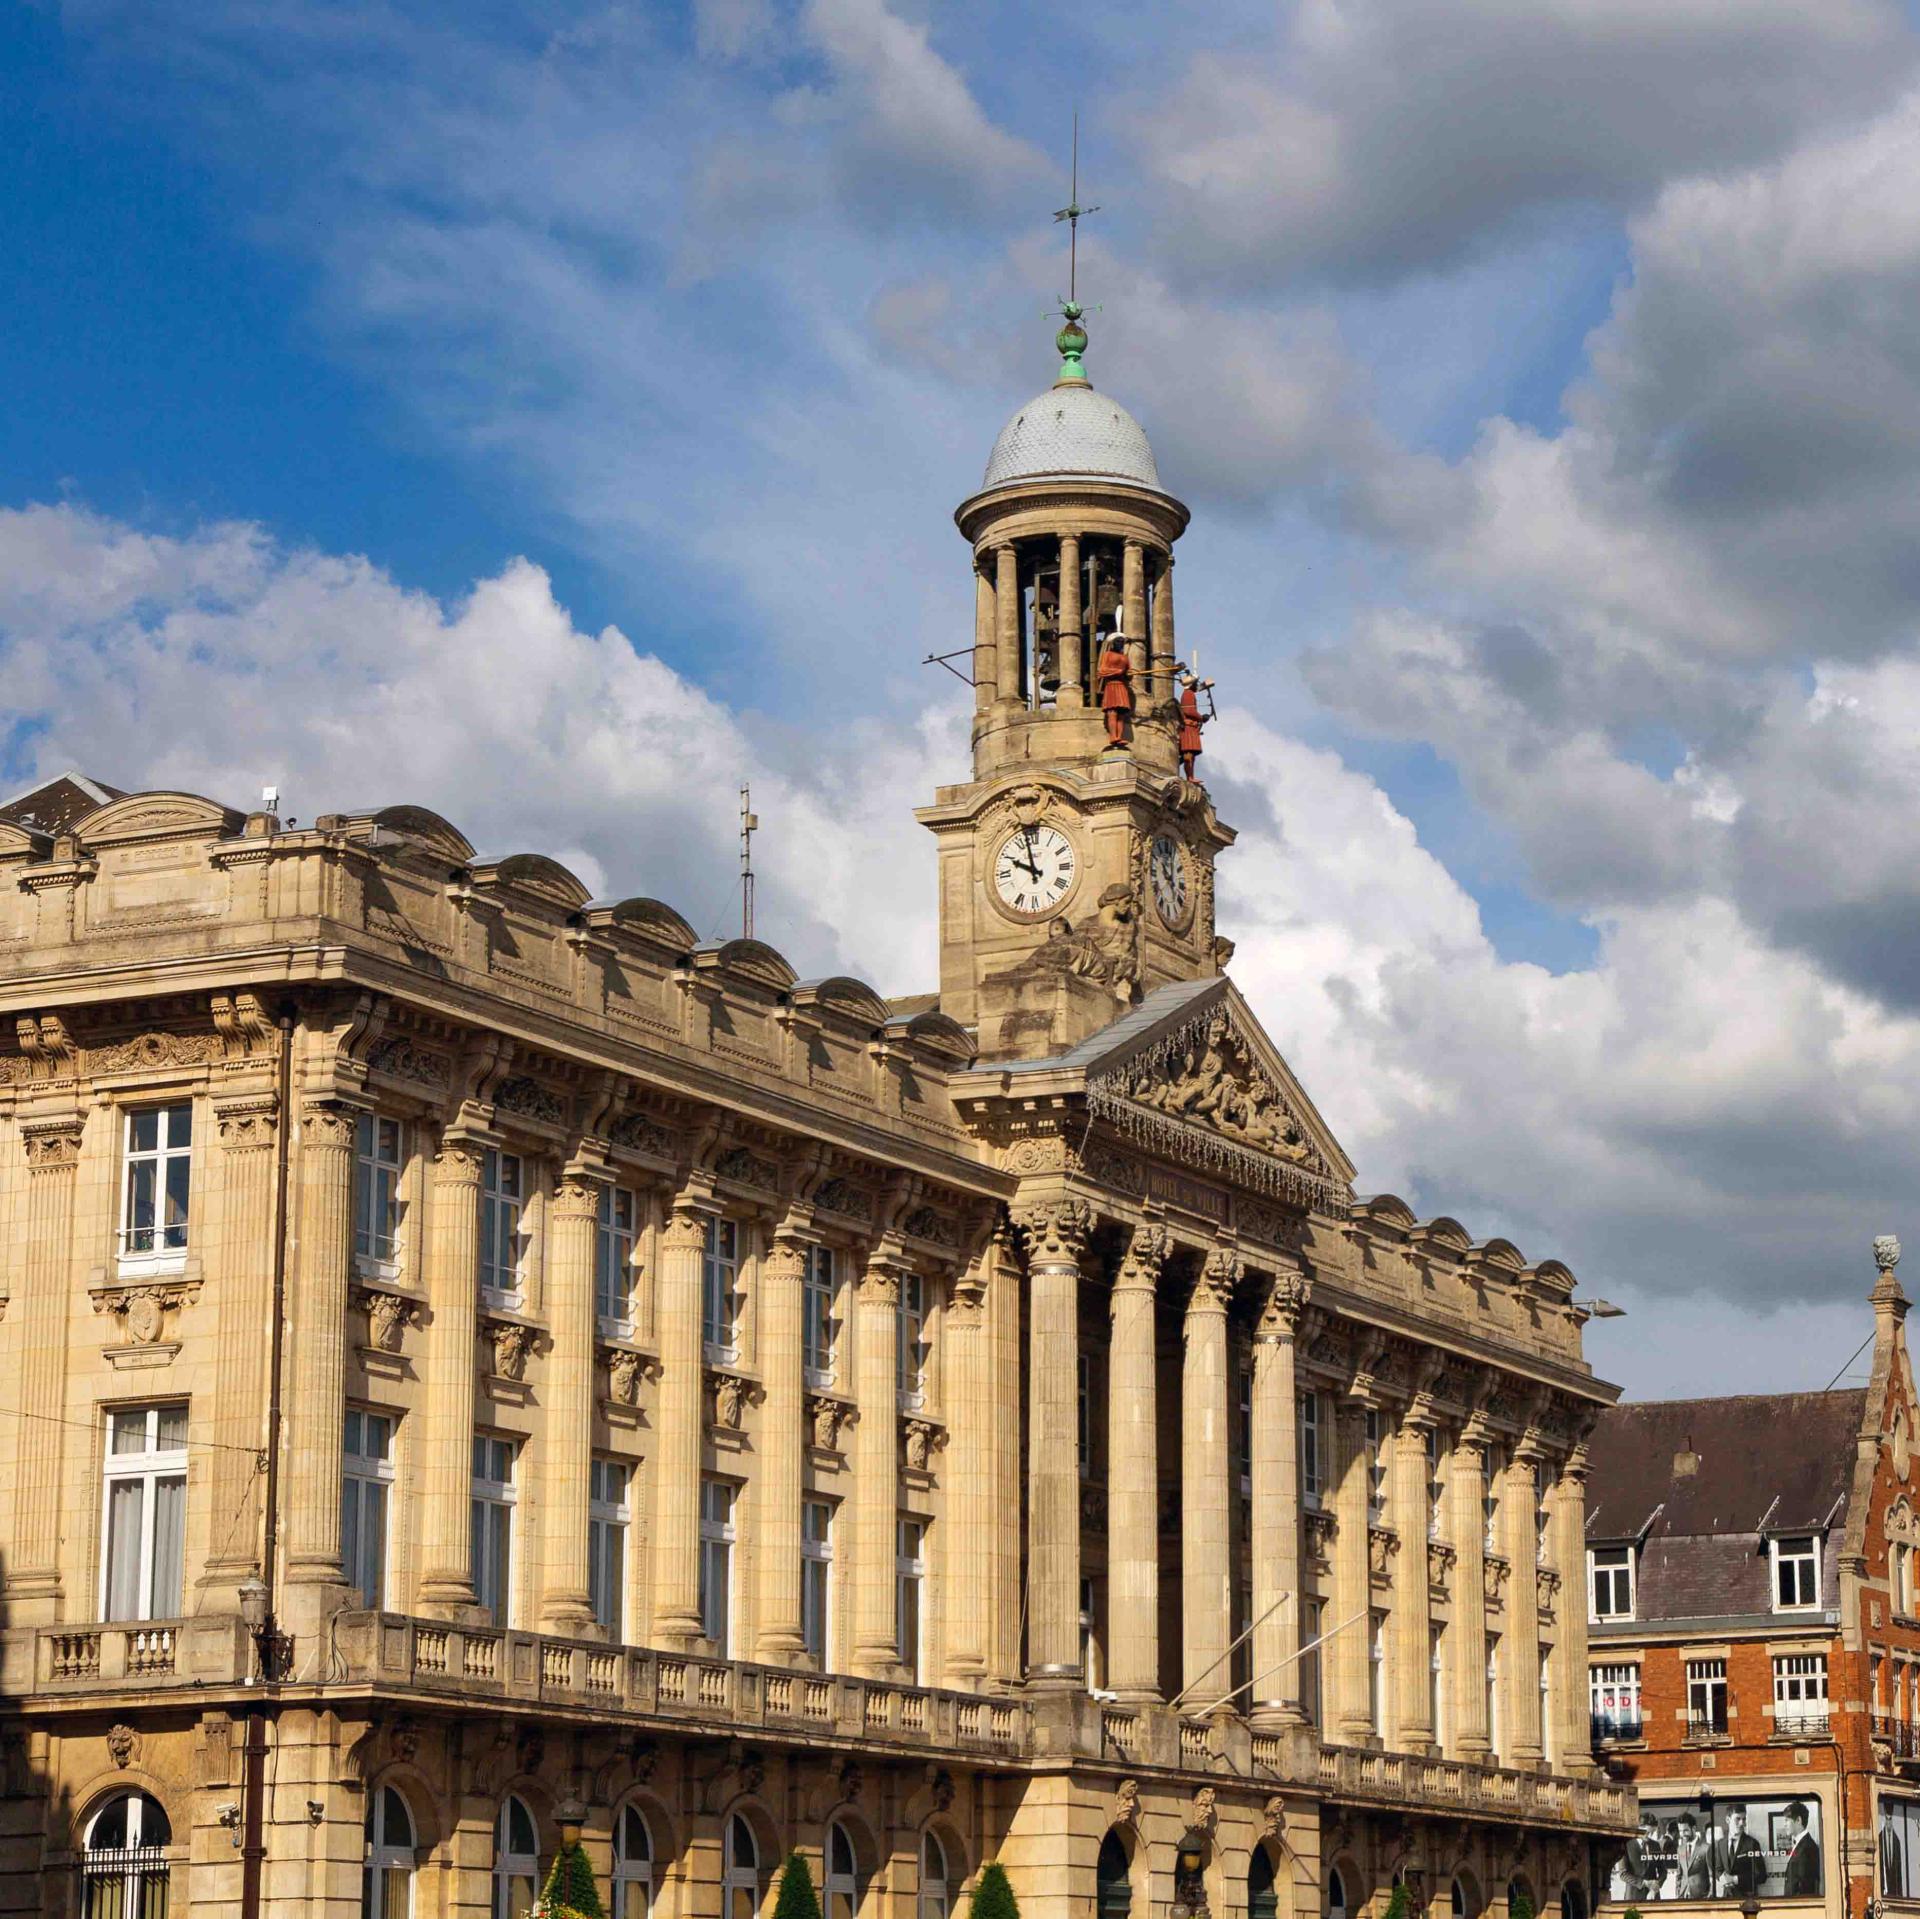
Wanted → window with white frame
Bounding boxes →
[802,1498,833,1663]
[702,1219,741,1360]
[1898,1541,1918,1616]
[1365,1409,1388,1521]
[613,1805,652,1919]
[1081,1574,1104,1694]
[1430,1624,1446,1745]
[354,1114,404,1269]
[700,1477,735,1651]
[470,1435,516,1626]
[84,1791,173,1919]
[102,1403,188,1621]
[825,1822,862,1919]
[1426,1428,1446,1539]
[1486,1637,1502,1761]
[803,1245,837,1386]
[1483,1448,1503,1553]
[920,1832,952,1919]
[1774,1652,1830,1729]
[492,1796,539,1919]
[1540,1650,1555,1766]
[595,1187,637,1331]
[1687,1656,1729,1734]
[122,1104,193,1260]
[1589,1662,1642,1740]
[1301,1597,1324,1725]
[589,1458,629,1637]
[897,1271,928,1407]
[1535,1505,1550,1566]
[1588,1544,1635,1622]
[479,1150,525,1306]
[342,1409,395,1610]
[898,1517,926,1682]
[1301,1392,1323,1502]
[1773,1534,1820,1610]
[363,1785,416,1919]
[1369,1612,1387,1732]
[723,1816,759,1919]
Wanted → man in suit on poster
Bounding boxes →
[1713,1806,1766,1898]
[1783,1803,1821,1897]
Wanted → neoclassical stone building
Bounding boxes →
[0,316,1630,1919]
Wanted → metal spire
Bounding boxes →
[1052,113,1099,305]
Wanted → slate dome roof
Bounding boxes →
[982,381,1163,492]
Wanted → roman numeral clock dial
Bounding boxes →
[993,824,1077,919]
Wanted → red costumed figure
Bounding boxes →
[1096,618,1133,748]
[1177,667,1213,779]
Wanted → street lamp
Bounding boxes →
[559,1798,587,1849]
[1573,1300,1627,1321]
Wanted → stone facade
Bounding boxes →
[0,325,1630,1919]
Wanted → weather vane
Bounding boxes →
[1052,112,1098,306]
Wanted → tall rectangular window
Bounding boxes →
[1590,1662,1643,1740]
[589,1458,629,1637]
[803,1246,837,1385]
[702,1220,741,1360]
[802,1498,833,1663]
[1368,1613,1386,1732]
[1588,1544,1635,1621]
[700,1478,735,1651]
[102,1403,188,1621]
[1077,1352,1093,1475]
[1301,1598,1324,1725]
[122,1104,192,1258]
[479,1150,525,1305]
[1774,1652,1829,1731]
[1236,1364,1254,1495]
[897,1272,928,1406]
[1301,1393,1323,1502]
[1774,1534,1820,1610]
[897,1518,926,1682]
[1486,1636,1502,1762]
[1430,1625,1446,1745]
[1540,1650,1555,1765]
[1426,1429,1445,1539]
[354,1114,404,1267]
[1483,1449,1504,1553]
[342,1409,395,1609]
[1365,1409,1388,1521]
[1687,1656,1729,1735]
[594,1187,637,1330]
[470,1434,516,1626]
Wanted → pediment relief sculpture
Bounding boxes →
[1116,1014,1315,1161]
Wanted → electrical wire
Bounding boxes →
[1821,1331,1875,1394]
[0,1400,267,1457]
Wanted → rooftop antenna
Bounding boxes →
[739,784,758,940]
[1052,112,1099,304]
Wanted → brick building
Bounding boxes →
[1583,1242,1920,1919]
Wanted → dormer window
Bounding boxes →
[1588,1544,1635,1622]
[1772,1534,1820,1611]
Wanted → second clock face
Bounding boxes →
[1150,833,1191,926]
[993,823,1077,918]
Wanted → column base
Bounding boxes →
[1249,1703,1306,1729]
[755,1631,809,1664]
[653,1610,705,1650]
[1109,1686,1164,1707]
[1026,1662,1085,1692]
[416,1574,487,1624]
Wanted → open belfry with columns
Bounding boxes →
[0,303,1633,1919]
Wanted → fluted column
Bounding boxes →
[652,1198,710,1645]
[973,564,996,716]
[1014,1196,1092,1687]
[1503,1431,1546,1763]
[1109,1222,1169,1701]
[1448,1417,1492,1759]
[994,543,1022,705]
[1151,553,1176,703]
[7,1111,83,1620]
[1549,1444,1593,1772]
[538,1162,603,1634]
[943,1245,993,1686]
[1251,1266,1311,1723]
[851,1246,904,1675]
[1057,532,1084,709]
[1182,1246,1239,1705]
[417,1133,488,1616]
[1331,1398,1375,1740]
[755,1224,811,1659]
[284,1100,361,1593]
[1122,540,1148,685]
[1392,1401,1438,1750]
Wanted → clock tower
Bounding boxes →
[916,308,1235,1062]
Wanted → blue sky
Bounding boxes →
[10,0,1920,1396]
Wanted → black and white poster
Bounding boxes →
[1610,1796,1824,1902]
[1879,1796,1920,1898]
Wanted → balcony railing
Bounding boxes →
[1306,1742,1634,1830]
[1773,1708,1831,1741]
[1875,1715,1920,1759]
[1684,1708,1732,1742]
[1590,1711,1644,1745]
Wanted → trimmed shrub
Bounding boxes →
[535,1840,606,1919]
[775,1852,825,1919]
[972,1861,1020,1919]
[1383,1885,1415,1919]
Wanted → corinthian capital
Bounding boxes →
[1116,1221,1172,1292]
[1193,1242,1244,1309]
[1259,1267,1313,1337]
[1012,1195,1094,1267]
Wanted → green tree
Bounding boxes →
[1383,1885,1415,1919]
[1509,1892,1536,1919]
[775,1852,825,1919]
[535,1838,606,1919]
[972,1861,1020,1919]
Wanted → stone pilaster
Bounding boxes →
[755,1225,810,1660]
[1108,1221,1169,1702]
[283,1101,361,1602]
[1251,1265,1310,1723]
[1391,1400,1438,1750]
[1503,1431,1546,1763]
[1331,1396,1376,1741]
[851,1247,904,1676]
[1122,539,1148,689]
[1013,1195,1092,1688]
[994,543,1022,705]
[1550,1442,1593,1771]
[1151,552,1176,703]
[1182,1245,1239,1705]
[7,1110,84,1621]
[1448,1416,1493,1759]
[652,1199,710,1645]
[416,1133,487,1617]
[538,1163,604,1634]
[1057,531,1084,709]
[942,1243,992,1686]
[973,563,996,716]
[198,1091,282,1603]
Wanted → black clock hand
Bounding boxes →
[1017,828,1042,880]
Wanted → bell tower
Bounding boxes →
[917,308,1235,1062]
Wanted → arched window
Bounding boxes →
[614,1805,653,1919]
[493,1797,540,1919]
[1452,1881,1467,1919]
[1561,1885,1586,1919]
[1248,1847,1278,1919]
[1327,1868,1348,1919]
[1097,1833,1132,1919]
[362,1787,415,1919]
[920,1833,951,1919]
[826,1822,862,1919]
[84,1793,172,1919]
[724,1814,760,1919]
[1507,1882,1532,1919]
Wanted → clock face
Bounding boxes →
[993,823,1077,918]
[1150,833,1191,927]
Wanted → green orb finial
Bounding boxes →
[1054,299,1089,386]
